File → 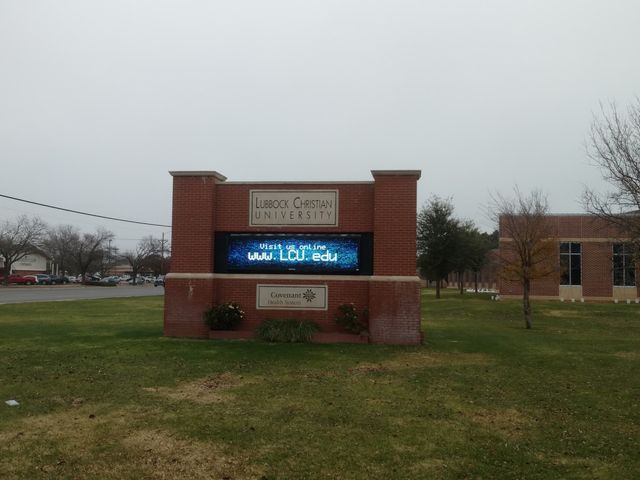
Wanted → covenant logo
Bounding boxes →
[256,285,328,310]
[302,289,317,302]
[249,190,338,226]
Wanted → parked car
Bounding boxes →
[127,277,146,285]
[33,274,52,285]
[49,275,69,285]
[0,274,36,285]
[67,275,77,283]
[101,276,120,284]
[154,275,165,287]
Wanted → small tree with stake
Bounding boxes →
[492,189,558,329]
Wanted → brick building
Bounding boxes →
[0,252,48,275]
[499,214,639,301]
[164,170,422,344]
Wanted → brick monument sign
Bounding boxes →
[164,170,422,345]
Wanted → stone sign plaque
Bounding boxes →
[249,190,338,226]
[256,284,328,310]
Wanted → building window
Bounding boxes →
[560,242,581,286]
[613,243,636,286]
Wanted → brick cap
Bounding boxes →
[169,171,227,181]
[371,169,421,179]
[222,181,374,185]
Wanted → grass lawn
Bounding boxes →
[1,291,639,479]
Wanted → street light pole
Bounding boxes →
[108,239,112,275]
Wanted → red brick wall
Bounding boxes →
[497,239,559,297]
[165,174,221,336]
[164,278,214,337]
[216,183,374,233]
[582,242,613,298]
[369,280,421,345]
[216,278,369,332]
[498,215,631,299]
[164,171,422,344]
[372,174,417,276]
[170,176,219,273]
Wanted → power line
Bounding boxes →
[0,193,171,228]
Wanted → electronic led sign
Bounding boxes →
[216,234,372,274]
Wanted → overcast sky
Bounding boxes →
[1,0,639,250]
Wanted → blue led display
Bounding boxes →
[227,235,360,273]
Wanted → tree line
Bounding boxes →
[0,216,169,284]
[417,197,497,299]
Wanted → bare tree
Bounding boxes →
[99,240,119,278]
[43,225,80,276]
[584,99,640,240]
[140,234,170,276]
[120,236,160,283]
[492,189,558,329]
[0,215,47,284]
[71,228,114,282]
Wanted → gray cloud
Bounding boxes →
[1,0,638,247]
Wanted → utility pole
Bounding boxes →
[160,232,165,275]
[108,239,112,275]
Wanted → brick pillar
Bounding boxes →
[582,242,613,298]
[369,280,421,344]
[164,171,226,337]
[368,170,422,345]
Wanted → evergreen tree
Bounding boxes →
[417,197,459,298]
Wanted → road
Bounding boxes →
[0,284,164,305]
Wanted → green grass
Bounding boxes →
[0,291,639,479]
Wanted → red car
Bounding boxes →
[0,274,36,285]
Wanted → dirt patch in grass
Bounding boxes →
[302,370,337,380]
[407,458,449,476]
[349,363,388,374]
[544,309,583,318]
[349,352,492,375]
[0,407,128,449]
[121,429,263,479]
[613,351,640,360]
[0,407,131,478]
[143,372,243,405]
[0,408,263,479]
[469,407,531,439]
[535,452,601,471]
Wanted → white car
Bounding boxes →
[101,276,120,284]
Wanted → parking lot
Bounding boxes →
[0,284,163,305]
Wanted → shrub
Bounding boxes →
[256,319,320,343]
[204,302,245,330]
[335,303,368,334]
